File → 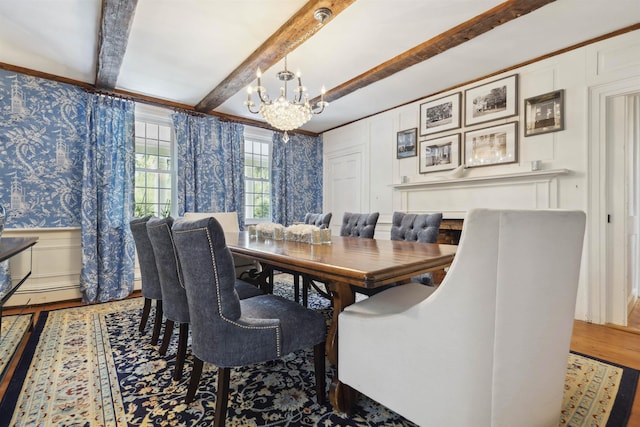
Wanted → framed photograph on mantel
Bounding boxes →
[464,74,518,126]
[464,122,518,168]
[419,134,461,174]
[524,89,565,137]
[419,92,461,136]
[397,128,417,158]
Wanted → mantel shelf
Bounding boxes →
[392,168,571,189]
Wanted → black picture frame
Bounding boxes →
[464,74,518,126]
[419,92,461,136]
[419,134,461,174]
[464,122,518,168]
[397,128,417,158]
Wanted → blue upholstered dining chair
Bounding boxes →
[172,216,327,426]
[288,212,333,306]
[304,212,332,229]
[390,211,443,286]
[129,216,164,345]
[302,212,382,304]
[340,212,379,238]
[146,216,263,381]
[352,212,443,298]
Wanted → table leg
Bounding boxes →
[327,280,356,413]
[256,264,274,294]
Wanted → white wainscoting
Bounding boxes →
[2,228,141,306]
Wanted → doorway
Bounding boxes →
[588,77,640,327]
[604,90,640,328]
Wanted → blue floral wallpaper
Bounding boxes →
[0,69,87,228]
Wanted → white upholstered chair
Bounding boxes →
[339,208,586,427]
[183,212,259,278]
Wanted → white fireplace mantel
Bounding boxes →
[392,169,570,190]
[391,169,571,219]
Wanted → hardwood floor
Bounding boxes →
[628,298,640,330]
[2,296,640,425]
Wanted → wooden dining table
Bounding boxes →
[225,231,457,413]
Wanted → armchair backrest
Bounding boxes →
[129,215,162,300]
[172,216,243,361]
[146,216,189,324]
[390,212,442,243]
[339,212,379,238]
[387,209,585,425]
[304,212,332,229]
[184,212,240,232]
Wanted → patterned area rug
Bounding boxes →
[0,314,32,382]
[0,277,637,426]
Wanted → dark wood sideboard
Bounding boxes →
[0,236,38,333]
[434,219,463,283]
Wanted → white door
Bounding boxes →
[325,150,362,235]
[606,93,640,325]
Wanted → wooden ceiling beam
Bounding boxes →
[95,0,139,90]
[195,0,356,113]
[312,0,556,105]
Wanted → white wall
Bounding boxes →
[322,29,640,323]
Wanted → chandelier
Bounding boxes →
[244,8,331,143]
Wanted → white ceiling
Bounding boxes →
[0,0,638,134]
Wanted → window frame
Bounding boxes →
[134,104,176,218]
[243,127,274,224]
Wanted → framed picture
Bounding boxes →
[419,92,461,136]
[419,134,461,174]
[464,122,518,168]
[397,128,417,158]
[524,89,565,136]
[464,74,518,126]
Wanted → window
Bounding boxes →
[244,128,273,222]
[134,105,174,218]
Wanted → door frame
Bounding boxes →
[588,77,640,324]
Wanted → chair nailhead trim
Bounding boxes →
[175,226,282,357]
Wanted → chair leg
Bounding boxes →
[314,342,326,405]
[215,367,231,427]
[151,300,163,345]
[139,298,152,333]
[186,357,204,404]
[173,323,189,381]
[159,319,174,356]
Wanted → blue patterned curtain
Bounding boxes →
[271,132,323,226]
[0,261,10,297]
[80,94,135,303]
[172,112,218,215]
[173,114,246,227]
[218,121,246,228]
